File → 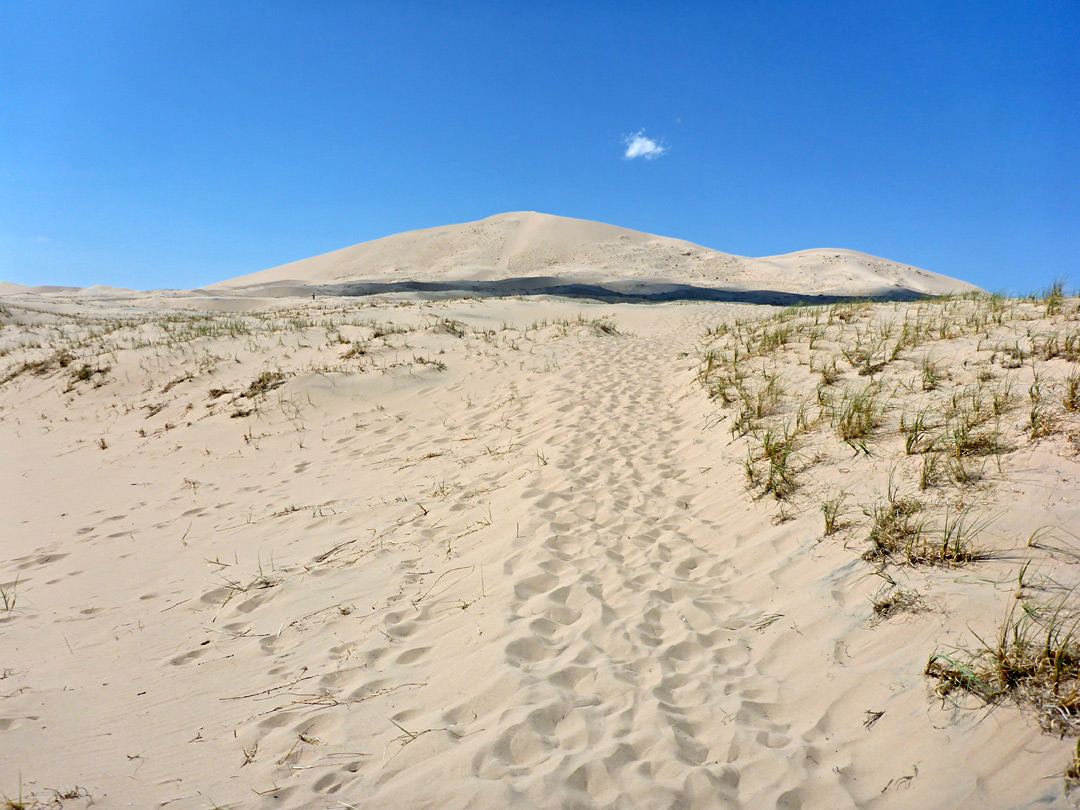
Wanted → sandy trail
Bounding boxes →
[258,310,839,810]
[436,317,796,808]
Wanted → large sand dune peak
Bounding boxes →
[214,211,978,299]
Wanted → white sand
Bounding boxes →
[1,220,1077,809]
[213,212,978,300]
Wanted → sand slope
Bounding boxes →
[212,212,978,300]
[2,288,1078,809]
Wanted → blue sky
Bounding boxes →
[1,1,1076,292]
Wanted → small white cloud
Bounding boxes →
[35,236,51,243]
[622,130,666,160]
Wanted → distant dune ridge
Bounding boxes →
[213,211,979,299]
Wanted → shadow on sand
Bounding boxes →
[247,276,934,306]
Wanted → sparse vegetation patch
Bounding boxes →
[699,290,1080,787]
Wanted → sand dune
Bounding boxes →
[1,249,1077,809]
[6,219,1080,807]
[212,212,978,300]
